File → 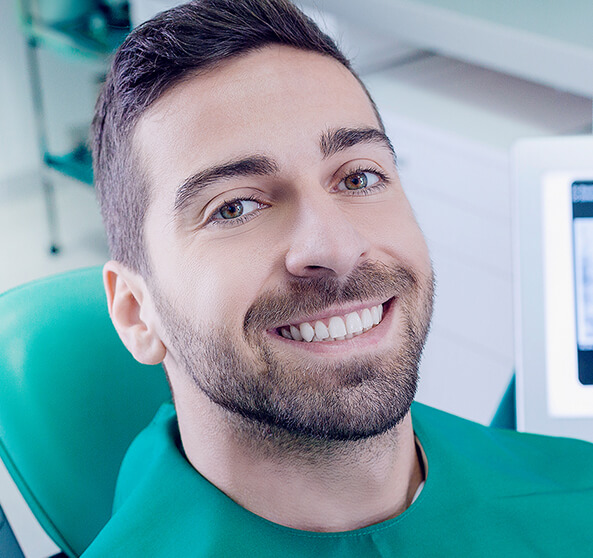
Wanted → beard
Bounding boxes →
[152,261,434,442]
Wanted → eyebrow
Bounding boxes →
[174,155,278,213]
[173,127,396,214]
[319,127,396,161]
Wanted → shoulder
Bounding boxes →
[411,401,593,494]
[113,402,180,510]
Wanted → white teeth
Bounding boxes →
[361,308,373,331]
[281,327,292,339]
[300,322,315,342]
[328,316,347,339]
[314,321,330,341]
[345,311,363,335]
[280,302,386,343]
[371,305,381,325]
[290,325,303,341]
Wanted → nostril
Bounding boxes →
[303,265,337,275]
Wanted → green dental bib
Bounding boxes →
[82,402,593,557]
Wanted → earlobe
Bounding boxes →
[103,261,166,365]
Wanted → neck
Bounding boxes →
[175,384,424,532]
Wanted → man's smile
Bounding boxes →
[271,298,394,343]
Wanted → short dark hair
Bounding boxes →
[92,0,381,275]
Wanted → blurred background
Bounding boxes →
[0,0,592,556]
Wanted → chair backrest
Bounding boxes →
[0,267,170,557]
[490,374,516,430]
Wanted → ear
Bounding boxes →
[103,260,166,365]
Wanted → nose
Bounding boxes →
[284,194,371,278]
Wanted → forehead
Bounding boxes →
[133,45,381,200]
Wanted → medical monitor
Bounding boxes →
[513,136,593,442]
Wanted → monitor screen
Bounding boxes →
[542,174,593,421]
[572,181,593,385]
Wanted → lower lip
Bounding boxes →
[266,298,397,355]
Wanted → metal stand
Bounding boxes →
[24,35,60,255]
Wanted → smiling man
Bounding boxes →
[83,1,593,556]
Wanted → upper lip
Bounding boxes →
[269,297,393,330]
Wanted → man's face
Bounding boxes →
[135,46,434,441]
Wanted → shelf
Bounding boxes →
[17,6,129,61]
[16,4,129,192]
[44,146,93,185]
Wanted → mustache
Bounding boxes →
[244,261,418,333]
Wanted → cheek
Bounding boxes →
[146,205,278,330]
[177,235,277,326]
[359,196,430,270]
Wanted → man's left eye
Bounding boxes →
[338,171,380,191]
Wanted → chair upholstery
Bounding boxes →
[490,374,517,430]
[0,267,170,557]
[0,504,25,558]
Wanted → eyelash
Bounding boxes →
[205,166,389,228]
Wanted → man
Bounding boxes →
[84,0,593,555]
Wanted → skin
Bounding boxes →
[104,45,433,531]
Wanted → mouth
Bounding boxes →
[272,298,394,343]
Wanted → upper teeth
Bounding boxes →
[279,304,384,342]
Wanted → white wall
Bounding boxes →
[0,1,38,183]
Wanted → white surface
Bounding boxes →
[302,0,593,98]
[0,1,37,183]
[36,49,105,156]
[130,0,420,75]
[365,55,591,149]
[0,459,59,558]
[129,0,180,26]
[0,171,109,293]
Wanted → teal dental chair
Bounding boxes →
[0,267,516,557]
[0,267,170,557]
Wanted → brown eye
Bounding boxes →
[344,172,368,190]
[337,170,382,193]
[212,199,265,224]
[219,201,244,219]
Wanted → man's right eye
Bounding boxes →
[219,200,246,219]
[209,197,267,225]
